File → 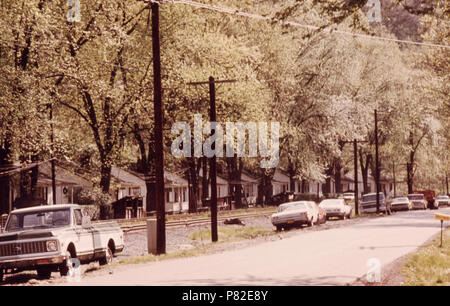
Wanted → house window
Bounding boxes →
[175,188,179,202]
[131,187,141,197]
[165,189,170,203]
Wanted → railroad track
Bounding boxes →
[118,211,275,233]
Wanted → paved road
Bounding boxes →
[72,207,450,286]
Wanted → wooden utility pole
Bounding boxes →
[392,161,396,197]
[151,1,165,254]
[187,78,236,242]
[49,105,57,205]
[353,139,359,216]
[446,173,448,195]
[375,109,380,214]
[341,139,367,216]
[209,77,218,242]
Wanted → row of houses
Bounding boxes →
[0,160,395,216]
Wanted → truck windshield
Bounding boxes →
[5,209,71,232]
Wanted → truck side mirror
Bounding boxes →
[82,216,91,228]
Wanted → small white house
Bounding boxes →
[241,172,259,205]
[272,168,291,195]
[111,167,190,213]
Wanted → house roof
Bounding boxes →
[113,167,189,188]
[272,168,290,184]
[241,171,258,184]
[38,163,92,187]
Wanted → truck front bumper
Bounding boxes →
[0,254,65,270]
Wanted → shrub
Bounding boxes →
[74,187,113,220]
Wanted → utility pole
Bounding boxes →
[49,105,57,205]
[209,77,218,242]
[151,1,165,254]
[341,139,367,216]
[353,139,359,216]
[392,161,396,198]
[187,78,236,242]
[375,109,380,214]
[445,172,450,195]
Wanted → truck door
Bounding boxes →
[73,208,95,261]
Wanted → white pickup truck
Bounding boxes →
[0,204,124,282]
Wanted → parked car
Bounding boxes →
[269,192,293,206]
[390,197,412,211]
[271,201,317,231]
[408,194,427,210]
[435,195,449,208]
[415,190,436,209]
[0,204,124,282]
[360,193,390,214]
[318,199,352,220]
[343,192,355,202]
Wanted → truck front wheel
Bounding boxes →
[99,245,113,266]
[60,249,75,277]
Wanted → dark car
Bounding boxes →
[269,192,293,206]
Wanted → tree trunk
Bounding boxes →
[187,157,199,213]
[100,163,112,194]
[301,179,307,193]
[287,159,296,193]
[201,156,208,207]
[257,172,273,206]
[30,155,39,199]
[359,149,372,194]
[407,131,415,194]
[0,139,12,214]
[407,162,414,194]
[323,165,333,194]
[334,158,342,194]
[227,156,244,209]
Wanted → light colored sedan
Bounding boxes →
[390,197,412,211]
[435,195,449,208]
[319,199,352,220]
[408,194,427,210]
[271,201,317,231]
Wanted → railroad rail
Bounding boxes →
[115,211,275,233]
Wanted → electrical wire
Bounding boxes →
[166,0,450,50]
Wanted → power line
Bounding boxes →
[167,0,450,50]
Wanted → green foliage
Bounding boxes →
[190,226,274,241]
[403,228,450,286]
[75,187,112,207]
